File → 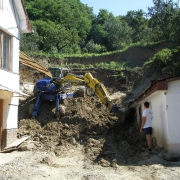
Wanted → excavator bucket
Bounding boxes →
[19,51,52,78]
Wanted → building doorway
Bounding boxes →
[0,99,3,150]
[138,105,142,125]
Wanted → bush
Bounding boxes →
[96,61,125,70]
[83,40,107,53]
[144,48,173,67]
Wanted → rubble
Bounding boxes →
[17,67,158,164]
[18,141,34,151]
[161,152,180,162]
[5,66,178,179]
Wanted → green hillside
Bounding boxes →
[22,0,180,57]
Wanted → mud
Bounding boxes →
[17,91,160,166]
[17,65,177,163]
[0,65,180,179]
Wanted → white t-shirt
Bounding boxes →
[142,108,153,128]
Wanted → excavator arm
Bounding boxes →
[58,72,120,113]
[84,73,114,111]
[55,73,85,85]
[19,51,120,116]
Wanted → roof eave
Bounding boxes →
[13,0,32,33]
[130,80,168,107]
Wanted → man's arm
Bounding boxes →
[140,116,146,133]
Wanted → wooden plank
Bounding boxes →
[1,136,29,152]
[19,51,52,78]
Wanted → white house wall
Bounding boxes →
[0,0,20,38]
[166,80,180,155]
[136,91,169,150]
[0,64,19,91]
[0,65,19,130]
[149,92,168,149]
[12,37,20,74]
[0,95,18,129]
[0,0,21,148]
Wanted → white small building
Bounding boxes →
[0,0,32,150]
[130,77,180,155]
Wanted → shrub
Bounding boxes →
[84,40,107,53]
[144,48,173,67]
[96,61,125,70]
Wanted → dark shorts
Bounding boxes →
[142,127,152,135]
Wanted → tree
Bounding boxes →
[105,17,133,50]
[23,0,93,53]
[32,20,81,53]
[20,26,40,52]
[148,0,180,41]
[121,10,149,43]
[83,39,107,53]
[88,10,114,49]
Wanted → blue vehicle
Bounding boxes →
[29,67,80,119]
[29,70,121,119]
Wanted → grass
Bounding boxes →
[24,51,66,60]
[67,63,94,69]
[23,42,146,59]
[143,48,173,67]
[23,41,180,75]
[96,61,126,70]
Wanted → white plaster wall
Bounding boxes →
[0,0,20,38]
[166,80,180,155]
[0,70,19,92]
[0,89,19,129]
[138,92,169,149]
[0,0,20,130]
[0,46,19,130]
[150,92,168,149]
[0,95,18,129]
[12,37,20,74]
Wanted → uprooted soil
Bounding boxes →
[1,65,180,179]
[18,95,142,159]
[2,94,179,179]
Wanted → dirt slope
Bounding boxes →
[1,90,180,179]
[0,62,178,179]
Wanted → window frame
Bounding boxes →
[0,30,12,72]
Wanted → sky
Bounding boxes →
[80,0,154,16]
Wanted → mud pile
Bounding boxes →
[18,94,150,165]
[18,65,164,165]
[20,65,45,85]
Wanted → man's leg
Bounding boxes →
[146,134,152,150]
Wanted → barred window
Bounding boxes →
[0,31,11,71]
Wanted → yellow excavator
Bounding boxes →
[56,72,120,113]
[19,51,121,118]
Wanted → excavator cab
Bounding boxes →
[48,67,70,78]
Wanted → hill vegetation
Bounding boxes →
[21,0,180,77]
[22,0,180,54]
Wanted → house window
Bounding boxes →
[0,31,11,71]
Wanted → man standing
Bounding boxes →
[140,101,153,152]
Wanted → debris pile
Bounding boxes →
[17,66,162,166]
[18,94,150,165]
